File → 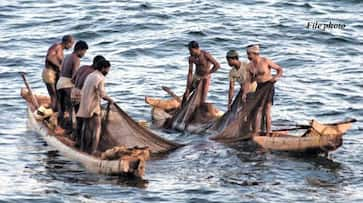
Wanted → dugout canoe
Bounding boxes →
[252,119,356,154]
[21,88,149,178]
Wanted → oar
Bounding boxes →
[19,72,39,108]
[161,86,182,102]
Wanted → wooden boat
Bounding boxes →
[252,119,356,154]
[145,90,223,129]
[21,88,149,178]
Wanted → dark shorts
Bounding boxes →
[257,82,275,105]
[58,88,72,111]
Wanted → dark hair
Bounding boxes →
[188,41,199,49]
[62,35,73,44]
[92,55,106,66]
[226,50,239,60]
[74,40,88,52]
[94,60,111,71]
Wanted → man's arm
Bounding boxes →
[98,80,114,103]
[228,80,234,111]
[205,52,220,74]
[267,58,283,82]
[102,95,114,104]
[72,57,81,79]
[241,65,252,103]
[47,46,62,70]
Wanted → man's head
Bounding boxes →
[188,40,201,57]
[95,60,111,76]
[73,40,88,58]
[62,35,75,49]
[92,55,106,67]
[226,50,239,67]
[246,44,260,61]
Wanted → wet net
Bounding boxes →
[98,103,181,154]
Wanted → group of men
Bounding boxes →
[184,41,283,134]
[41,35,283,154]
[42,35,113,153]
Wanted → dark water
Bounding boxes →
[0,0,362,202]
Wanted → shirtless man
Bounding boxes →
[226,50,257,111]
[42,35,74,111]
[246,44,283,134]
[183,41,220,105]
[57,40,88,133]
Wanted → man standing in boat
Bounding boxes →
[183,41,220,105]
[42,35,74,111]
[246,44,283,134]
[57,40,88,134]
[72,55,106,114]
[76,60,113,153]
[72,55,105,144]
[226,50,257,111]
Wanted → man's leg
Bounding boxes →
[64,88,73,133]
[45,83,57,111]
[75,117,83,147]
[91,114,102,154]
[254,107,263,134]
[265,102,272,135]
[57,89,66,128]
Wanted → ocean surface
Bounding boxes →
[0,0,362,202]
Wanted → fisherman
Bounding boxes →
[71,55,105,143]
[226,50,257,111]
[57,40,88,133]
[183,41,220,105]
[42,35,74,111]
[246,44,283,134]
[76,60,113,153]
[72,55,105,113]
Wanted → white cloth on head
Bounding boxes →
[247,44,260,54]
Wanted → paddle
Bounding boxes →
[19,72,39,108]
[161,86,182,102]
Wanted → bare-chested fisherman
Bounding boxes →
[226,50,257,111]
[42,35,74,111]
[57,40,88,133]
[183,41,220,105]
[246,44,283,134]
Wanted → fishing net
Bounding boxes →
[98,103,181,154]
[167,80,219,132]
[210,81,275,141]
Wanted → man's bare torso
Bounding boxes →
[248,57,273,83]
[189,50,211,76]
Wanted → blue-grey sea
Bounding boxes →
[0,0,362,202]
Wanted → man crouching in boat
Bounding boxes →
[246,44,283,135]
[57,40,88,134]
[183,41,220,105]
[226,50,257,111]
[42,35,74,111]
[76,60,113,154]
